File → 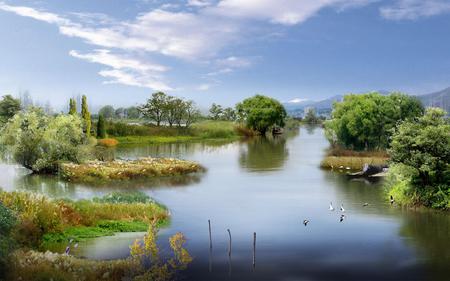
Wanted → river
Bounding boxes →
[0,126,448,281]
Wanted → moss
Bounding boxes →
[60,157,205,184]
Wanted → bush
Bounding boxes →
[0,202,17,277]
[0,109,92,173]
[97,138,119,147]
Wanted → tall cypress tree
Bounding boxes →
[97,114,106,139]
[81,95,91,137]
[69,98,77,115]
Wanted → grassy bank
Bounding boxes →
[0,191,168,249]
[110,120,241,145]
[61,157,204,184]
[320,147,389,170]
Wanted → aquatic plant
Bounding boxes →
[320,156,388,170]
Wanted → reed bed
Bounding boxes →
[61,157,205,184]
[320,156,388,170]
[0,191,168,248]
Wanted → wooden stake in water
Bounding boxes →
[208,220,212,249]
[253,232,256,269]
[227,229,232,257]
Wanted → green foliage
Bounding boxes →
[0,109,91,173]
[236,95,287,135]
[98,105,115,119]
[126,106,140,119]
[209,103,223,120]
[97,114,106,139]
[68,98,77,115]
[0,202,16,275]
[387,108,450,209]
[93,191,153,204]
[304,108,320,124]
[325,92,424,150]
[81,95,91,137]
[0,94,21,125]
[139,92,199,127]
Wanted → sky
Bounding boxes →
[1,0,450,110]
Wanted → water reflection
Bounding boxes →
[239,136,289,172]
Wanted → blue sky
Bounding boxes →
[1,0,450,110]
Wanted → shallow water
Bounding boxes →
[1,126,449,281]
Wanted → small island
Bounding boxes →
[61,157,205,184]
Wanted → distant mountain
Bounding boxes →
[415,87,450,113]
[285,88,450,117]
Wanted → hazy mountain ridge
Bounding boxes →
[285,88,450,116]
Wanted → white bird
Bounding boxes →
[340,214,345,222]
[363,202,369,207]
[303,219,310,226]
[329,202,335,211]
[390,195,395,205]
[340,204,345,212]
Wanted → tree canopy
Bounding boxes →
[387,108,450,209]
[0,109,90,173]
[81,95,91,137]
[98,105,115,119]
[236,95,287,135]
[325,92,424,150]
[0,95,21,125]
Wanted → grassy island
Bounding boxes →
[61,157,204,184]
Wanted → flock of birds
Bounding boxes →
[302,195,395,226]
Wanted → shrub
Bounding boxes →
[0,109,92,173]
[0,202,17,277]
[93,191,152,204]
[97,138,119,147]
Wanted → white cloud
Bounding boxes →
[211,0,375,25]
[196,84,211,91]
[70,49,172,90]
[69,49,168,72]
[380,0,450,20]
[99,69,172,91]
[216,56,252,68]
[187,0,212,7]
[0,2,69,24]
[288,98,309,103]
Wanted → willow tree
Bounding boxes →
[81,95,91,137]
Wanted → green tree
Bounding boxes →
[0,95,21,124]
[69,98,77,115]
[325,92,424,150]
[183,100,200,128]
[209,103,223,120]
[81,95,91,137]
[97,114,107,139]
[115,107,125,119]
[98,105,115,119]
[223,107,236,121]
[236,95,287,135]
[0,109,90,173]
[126,106,140,119]
[304,108,319,124]
[0,202,16,276]
[139,92,168,126]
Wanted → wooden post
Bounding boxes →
[208,220,212,249]
[227,229,232,257]
[253,232,256,269]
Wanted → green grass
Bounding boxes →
[41,220,150,249]
[113,120,241,145]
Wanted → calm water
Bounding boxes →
[1,126,449,281]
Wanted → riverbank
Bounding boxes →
[108,120,241,145]
[61,157,204,184]
[0,191,168,250]
[320,147,389,170]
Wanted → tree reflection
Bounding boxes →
[239,136,289,172]
[399,210,450,281]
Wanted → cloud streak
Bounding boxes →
[380,0,450,20]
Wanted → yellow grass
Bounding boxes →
[61,157,205,184]
[320,156,388,170]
